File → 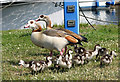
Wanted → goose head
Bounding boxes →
[36,15,48,21]
[24,20,42,32]
[36,15,51,28]
[36,15,50,22]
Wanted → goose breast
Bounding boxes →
[31,32,69,51]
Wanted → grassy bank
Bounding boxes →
[2,24,119,80]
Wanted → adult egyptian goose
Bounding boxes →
[35,15,88,53]
[19,56,52,74]
[100,51,117,67]
[24,20,82,56]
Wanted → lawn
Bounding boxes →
[2,24,119,80]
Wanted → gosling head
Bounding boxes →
[94,44,101,51]
[110,51,117,57]
[68,49,73,54]
[99,48,108,54]
[19,60,25,66]
[46,56,52,60]
[78,47,86,54]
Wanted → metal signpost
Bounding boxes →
[64,0,79,34]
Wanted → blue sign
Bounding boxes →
[64,0,79,34]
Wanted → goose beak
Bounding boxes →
[35,18,40,22]
[24,26,29,28]
[24,24,30,28]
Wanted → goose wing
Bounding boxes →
[56,28,88,42]
[42,29,78,43]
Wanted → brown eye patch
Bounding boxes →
[30,21,34,24]
[40,15,44,18]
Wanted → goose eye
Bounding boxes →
[40,15,44,18]
[30,21,34,24]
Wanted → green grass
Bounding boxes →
[2,24,119,80]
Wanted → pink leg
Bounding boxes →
[62,48,64,53]
[60,51,63,55]
[60,48,64,55]
[49,51,52,56]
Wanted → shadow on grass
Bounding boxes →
[19,72,32,76]
[2,60,19,66]
[28,52,59,57]
[100,64,110,68]
[28,53,49,56]
[92,62,110,68]
[49,66,71,73]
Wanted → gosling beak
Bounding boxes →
[20,64,23,68]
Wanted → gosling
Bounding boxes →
[19,56,52,74]
[96,48,108,60]
[100,51,117,67]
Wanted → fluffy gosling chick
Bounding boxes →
[64,49,73,61]
[19,60,45,74]
[72,53,85,66]
[74,44,86,54]
[96,48,109,60]
[100,51,117,67]
[56,49,73,69]
[85,44,102,60]
[19,56,52,74]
